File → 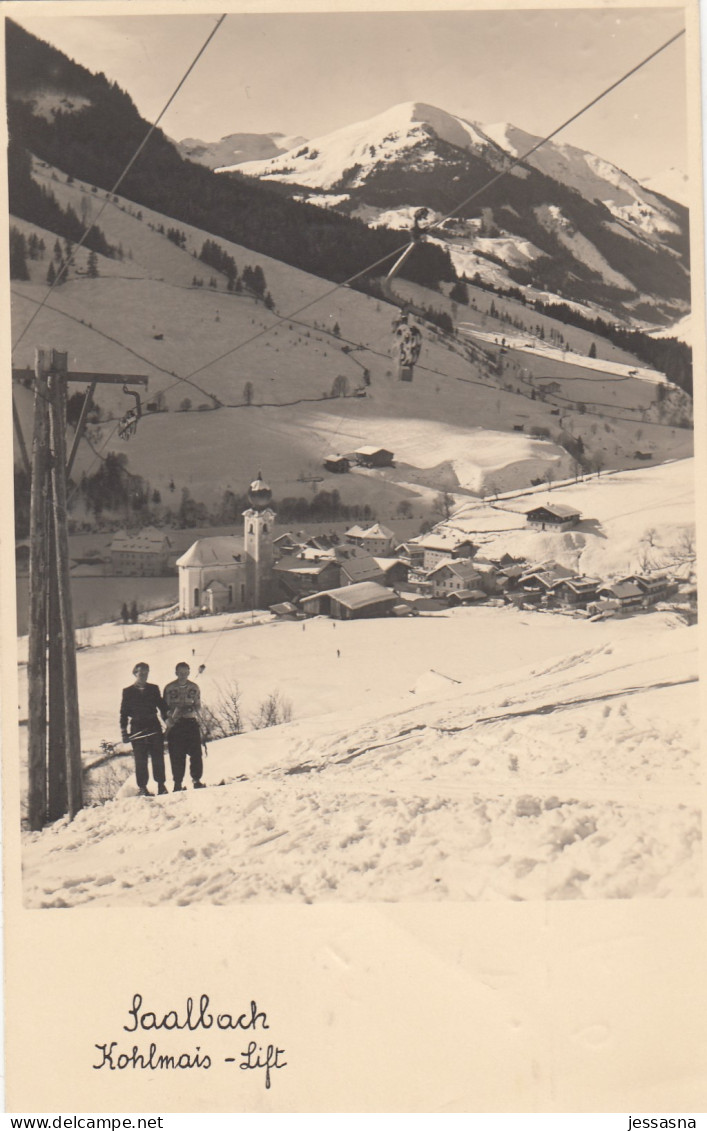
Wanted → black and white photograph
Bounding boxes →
[5,2,701,911]
[4,0,707,1115]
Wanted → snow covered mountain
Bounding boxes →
[223,102,690,324]
[177,131,307,170]
[640,167,689,208]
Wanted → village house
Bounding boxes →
[409,532,478,571]
[372,557,409,587]
[425,559,482,598]
[300,581,398,620]
[272,555,341,600]
[343,522,396,554]
[353,446,394,468]
[339,555,385,587]
[109,527,173,576]
[272,532,301,556]
[624,574,672,604]
[323,454,350,474]
[525,503,581,532]
[551,576,602,607]
[516,563,576,597]
[447,588,486,606]
[596,580,644,608]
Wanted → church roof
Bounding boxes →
[176,536,244,568]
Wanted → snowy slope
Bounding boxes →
[18,454,699,905]
[224,101,504,187]
[22,615,700,906]
[640,167,689,208]
[178,131,307,170]
[484,122,683,233]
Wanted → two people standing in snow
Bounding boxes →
[119,660,206,796]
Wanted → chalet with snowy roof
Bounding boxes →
[339,555,385,587]
[551,576,601,606]
[517,563,576,593]
[525,503,581,531]
[344,522,396,555]
[447,588,486,606]
[300,581,398,620]
[596,580,644,607]
[624,574,672,603]
[109,527,172,576]
[407,531,475,570]
[353,446,394,468]
[272,556,341,599]
[273,532,301,556]
[426,559,481,597]
[323,454,350,473]
[372,557,409,586]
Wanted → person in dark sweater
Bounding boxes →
[120,662,167,797]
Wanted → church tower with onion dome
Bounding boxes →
[243,472,276,608]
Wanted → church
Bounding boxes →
[176,474,276,615]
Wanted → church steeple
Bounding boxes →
[243,471,275,609]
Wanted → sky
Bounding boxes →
[10,7,688,181]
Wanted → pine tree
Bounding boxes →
[46,261,56,286]
[9,228,29,280]
[87,250,99,278]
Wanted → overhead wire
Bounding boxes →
[13,25,686,536]
[11,13,228,358]
[161,26,687,389]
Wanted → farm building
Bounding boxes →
[447,588,486,606]
[300,581,398,620]
[426,559,482,597]
[323,454,350,473]
[525,503,581,532]
[353,446,394,468]
[109,527,173,576]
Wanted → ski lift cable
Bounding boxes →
[425,27,686,235]
[173,26,685,388]
[13,26,684,417]
[11,14,228,358]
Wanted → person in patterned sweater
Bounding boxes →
[120,662,168,796]
[163,661,205,791]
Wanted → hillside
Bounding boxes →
[230,101,690,323]
[21,607,699,905]
[11,156,693,521]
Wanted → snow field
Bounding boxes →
[21,613,701,906]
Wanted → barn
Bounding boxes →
[525,503,581,531]
[353,446,394,468]
[300,581,398,620]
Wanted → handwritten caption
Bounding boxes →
[93,993,287,1089]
